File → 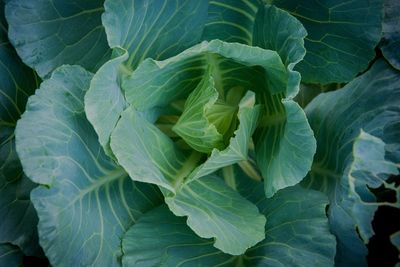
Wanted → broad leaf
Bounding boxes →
[381,0,400,70]
[85,47,129,157]
[165,175,266,255]
[0,243,23,267]
[15,65,162,266]
[0,10,40,256]
[122,181,335,266]
[102,0,208,68]
[111,106,188,193]
[303,59,400,266]
[5,0,111,78]
[202,0,260,44]
[271,0,383,83]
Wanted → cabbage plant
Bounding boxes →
[1,0,399,266]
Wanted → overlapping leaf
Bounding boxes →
[0,4,41,257]
[122,178,335,266]
[271,0,383,83]
[303,59,400,266]
[5,0,111,78]
[15,65,162,267]
[0,243,23,267]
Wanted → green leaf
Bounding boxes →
[253,4,306,98]
[202,0,260,44]
[188,92,260,181]
[102,0,208,68]
[122,180,335,266]
[272,0,383,83]
[348,131,399,241]
[122,40,287,111]
[111,106,189,193]
[202,4,315,198]
[172,69,225,153]
[85,47,129,158]
[15,65,162,266]
[5,0,111,78]
[0,243,23,267]
[255,99,316,198]
[381,0,400,70]
[0,14,41,256]
[165,175,266,256]
[303,59,400,266]
[121,205,234,267]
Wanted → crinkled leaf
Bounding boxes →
[111,106,188,193]
[85,47,128,157]
[303,59,400,266]
[15,65,162,267]
[172,70,224,153]
[5,0,111,78]
[0,16,40,255]
[188,92,260,181]
[271,0,383,84]
[102,0,208,68]
[0,243,23,267]
[381,0,400,70]
[165,175,266,256]
[122,179,335,266]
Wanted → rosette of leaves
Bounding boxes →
[11,0,345,266]
[85,0,318,257]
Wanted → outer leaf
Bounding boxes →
[111,106,188,193]
[102,0,208,68]
[391,231,400,254]
[348,131,399,241]
[381,0,400,70]
[165,175,266,256]
[201,0,260,44]
[5,0,111,78]
[0,11,40,256]
[122,180,335,266]
[243,184,335,266]
[303,59,400,266]
[0,243,23,267]
[15,66,162,267]
[122,205,234,267]
[272,0,383,83]
[85,47,128,157]
[188,92,260,181]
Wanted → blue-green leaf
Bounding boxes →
[0,12,40,256]
[122,180,335,266]
[303,59,400,266]
[111,106,189,193]
[102,0,208,68]
[15,65,162,267]
[85,47,129,158]
[5,0,111,78]
[272,0,383,83]
[0,243,23,267]
[165,175,266,256]
[381,0,400,70]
